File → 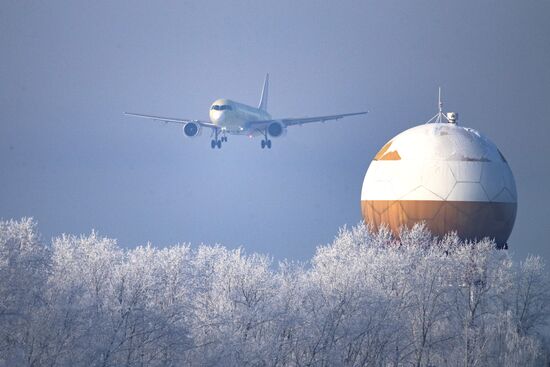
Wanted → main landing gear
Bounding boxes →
[261,129,272,149]
[211,131,227,149]
[211,139,222,149]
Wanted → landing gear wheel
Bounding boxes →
[267,139,272,149]
[261,140,266,149]
[216,140,222,149]
[211,140,216,149]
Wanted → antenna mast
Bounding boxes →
[425,87,456,124]
[437,87,443,123]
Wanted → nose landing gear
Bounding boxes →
[210,130,226,149]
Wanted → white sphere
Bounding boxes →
[361,123,517,247]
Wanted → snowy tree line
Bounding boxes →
[1,218,549,366]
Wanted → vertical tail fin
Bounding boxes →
[258,73,269,111]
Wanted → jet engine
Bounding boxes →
[267,121,286,138]
[183,122,202,137]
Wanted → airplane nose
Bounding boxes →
[210,111,222,124]
[216,111,226,123]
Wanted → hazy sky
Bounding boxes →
[1,0,549,262]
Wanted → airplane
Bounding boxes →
[124,74,367,149]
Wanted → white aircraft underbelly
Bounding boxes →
[214,107,268,135]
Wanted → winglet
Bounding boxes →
[258,73,269,111]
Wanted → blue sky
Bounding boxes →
[1,0,549,261]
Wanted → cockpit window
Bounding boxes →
[211,105,232,111]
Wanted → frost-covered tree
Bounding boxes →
[0,218,50,366]
[1,218,549,366]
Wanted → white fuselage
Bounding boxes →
[209,98,271,135]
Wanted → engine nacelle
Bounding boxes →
[267,121,286,138]
[183,122,202,137]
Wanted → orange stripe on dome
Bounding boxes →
[374,140,401,160]
[374,140,392,160]
[380,150,401,160]
[361,199,516,247]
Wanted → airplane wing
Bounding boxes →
[248,111,368,128]
[124,112,219,129]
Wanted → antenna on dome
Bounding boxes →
[438,87,443,123]
[425,87,457,124]
[425,87,445,124]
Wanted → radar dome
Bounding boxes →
[361,120,517,247]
